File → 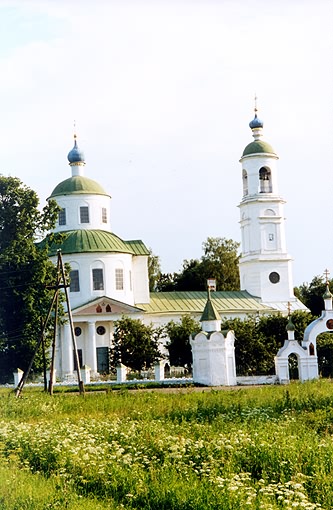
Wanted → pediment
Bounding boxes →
[71,296,144,316]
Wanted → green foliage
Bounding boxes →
[165,315,201,368]
[156,237,240,292]
[155,272,177,292]
[317,333,333,378]
[221,311,314,376]
[2,381,333,508]
[201,237,240,291]
[0,176,60,382]
[112,316,164,371]
[221,315,277,375]
[148,248,161,291]
[295,275,333,316]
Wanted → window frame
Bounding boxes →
[80,206,90,224]
[102,207,107,223]
[58,208,66,226]
[115,268,124,290]
[92,268,104,291]
[69,269,80,292]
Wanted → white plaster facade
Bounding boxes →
[238,112,306,312]
[191,330,236,386]
[45,108,310,381]
[190,296,237,386]
[275,287,333,383]
[48,137,149,378]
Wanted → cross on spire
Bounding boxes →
[287,301,292,316]
[254,93,258,114]
[324,268,330,284]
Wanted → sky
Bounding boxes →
[0,0,332,286]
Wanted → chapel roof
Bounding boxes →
[200,295,221,322]
[242,140,277,157]
[39,229,150,256]
[48,175,109,198]
[138,291,276,315]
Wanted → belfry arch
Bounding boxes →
[259,167,272,193]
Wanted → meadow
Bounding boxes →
[1,381,333,509]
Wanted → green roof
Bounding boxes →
[200,298,220,321]
[138,291,276,315]
[49,176,109,198]
[38,230,149,256]
[242,140,277,157]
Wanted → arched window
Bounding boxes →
[309,343,315,356]
[69,261,80,293]
[259,167,272,193]
[91,260,105,292]
[242,169,248,196]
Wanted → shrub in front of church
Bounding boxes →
[111,316,165,372]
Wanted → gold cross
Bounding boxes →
[287,302,292,316]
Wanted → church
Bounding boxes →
[44,107,307,379]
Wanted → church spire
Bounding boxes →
[67,129,86,176]
[249,94,264,139]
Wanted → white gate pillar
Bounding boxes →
[86,321,97,374]
[62,323,74,376]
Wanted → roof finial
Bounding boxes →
[67,122,85,166]
[324,268,330,285]
[249,95,263,131]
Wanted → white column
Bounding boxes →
[62,323,74,376]
[154,361,165,381]
[86,321,97,373]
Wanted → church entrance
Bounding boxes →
[288,353,299,380]
[97,347,109,374]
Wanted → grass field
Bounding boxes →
[1,380,333,509]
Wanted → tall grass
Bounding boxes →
[1,380,333,508]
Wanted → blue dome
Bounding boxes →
[67,137,85,164]
[249,113,264,129]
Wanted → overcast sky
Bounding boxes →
[0,0,332,286]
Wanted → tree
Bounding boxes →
[294,275,333,316]
[111,316,164,371]
[174,259,209,291]
[221,316,276,375]
[165,315,201,369]
[0,176,60,382]
[201,237,240,290]
[221,311,313,376]
[155,237,240,292]
[317,333,333,378]
[148,248,161,292]
[155,272,177,292]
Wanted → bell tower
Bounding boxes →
[238,103,302,310]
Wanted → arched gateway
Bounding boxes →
[275,284,333,383]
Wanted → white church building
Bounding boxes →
[44,108,306,379]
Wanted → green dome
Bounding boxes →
[242,140,277,157]
[40,230,136,256]
[49,176,109,198]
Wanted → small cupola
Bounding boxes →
[67,134,86,176]
[241,98,277,158]
[323,284,333,311]
[286,315,295,341]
